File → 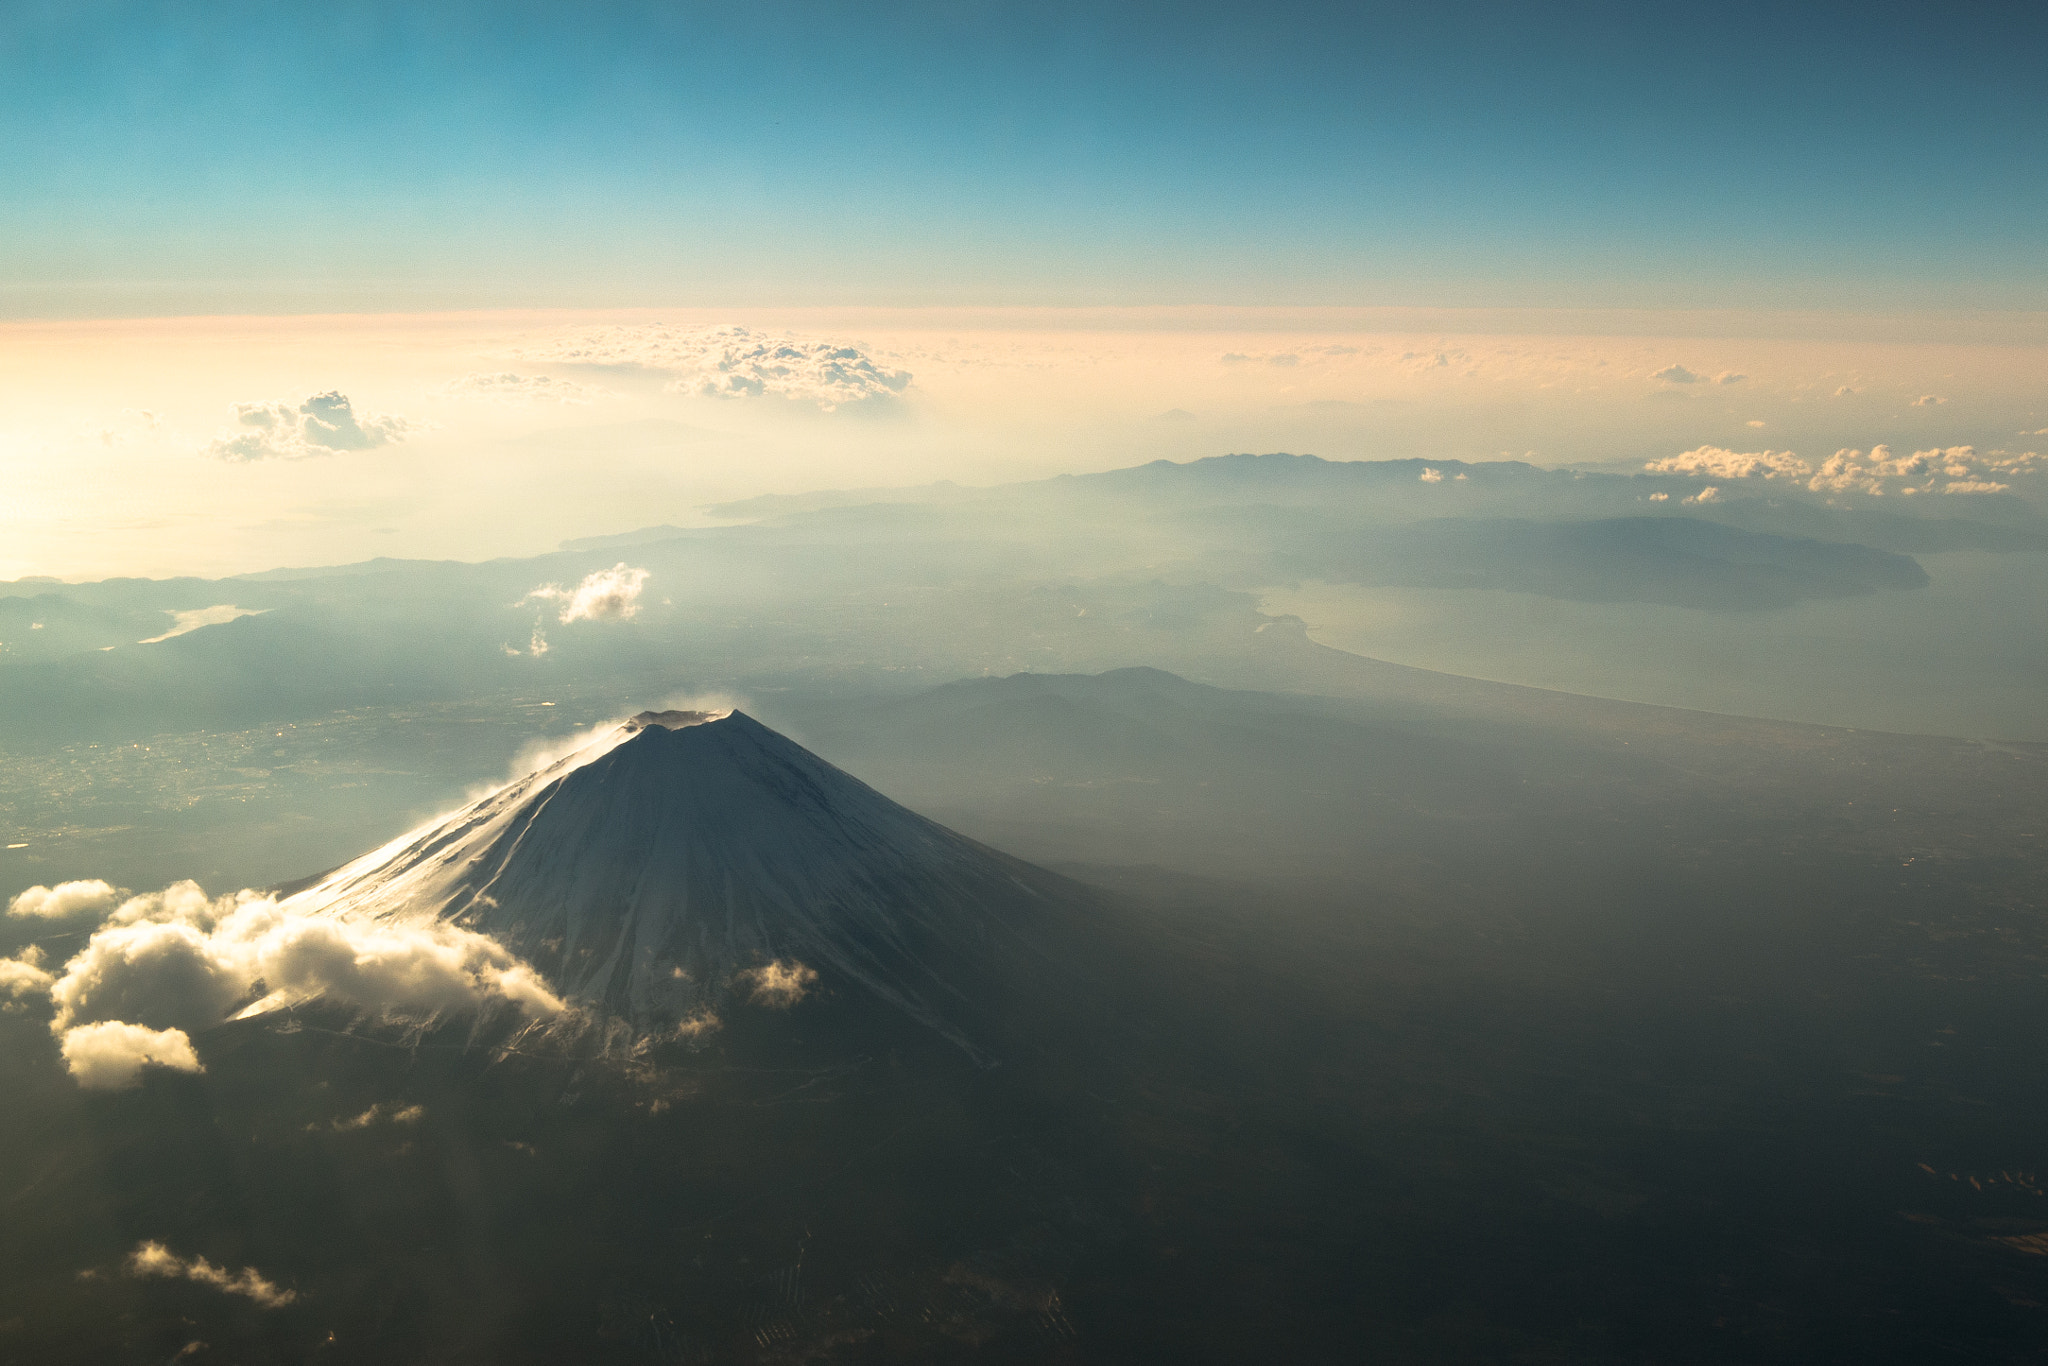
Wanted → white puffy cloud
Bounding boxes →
[60,1022,204,1089]
[1651,364,1703,384]
[49,916,253,1035]
[1418,467,1444,483]
[1685,486,1721,504]
[441,372,608,405]
[1,949,55,1009]
[8,879,122,920]
[1645,446,1812,480]
[523,325,910,410]
[1808,445,2038,496]
[523,563,650,623]
[737,960,817,1008]
[205,391,413,462]
[10,879,568,1089]
[127,1242,295,1308]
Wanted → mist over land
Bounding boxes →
[3,442,2046,1361]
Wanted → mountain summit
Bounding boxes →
[281,708,1081,1054]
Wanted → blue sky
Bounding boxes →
[3,0,2045,314]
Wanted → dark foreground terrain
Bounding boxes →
[5,820,2048,1364]
[3,660,2046,1364]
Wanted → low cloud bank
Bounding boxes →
[1647,444,2039,496]
[443,371,608,404]
[1650,364,1744,385]
[1808,445,2039,496]
[1647,447,1811,480]
[5,880,568,1089]
[205,391,413,462]
[524,325,910,409]
[128,1242,296,1308]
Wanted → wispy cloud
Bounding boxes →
[127,1242,295,1309]
[330,1101,424,1131]
[204,391,414,462]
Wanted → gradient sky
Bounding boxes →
[6,0,2047,316]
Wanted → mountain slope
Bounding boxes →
[281,709,1084,1055]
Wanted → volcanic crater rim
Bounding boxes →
[622,708,731,732]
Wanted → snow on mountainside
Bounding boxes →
[281,709,1079,1054]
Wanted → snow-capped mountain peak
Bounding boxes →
[281,710,1074,1052]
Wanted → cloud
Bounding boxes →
[59,1022,204,1089]
[1715,372,1746,385]
[1910,394,1944,407]
[1834,385,1858,397]
[48,916,254,1036]
[1684,486,1721,504]
[127,1242,295,1308]
[205,391,413,462]
[8,879,122,920]
[1418,467,1444,483]
[524,325,910,410]
[1651,364,1703,384]
[1645,446,1811,480]
[11,879,567,1088]
[331,1101,424,1131]
[1746,420,1766,428]
[1808,445,2038,496]
[523,563,650,624]
[442,372,608,405]
[1,949,55,1009]
[737,960,817,1008]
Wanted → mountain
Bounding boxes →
[281,708,1085,1058]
